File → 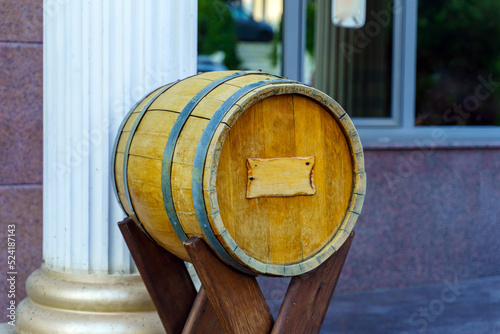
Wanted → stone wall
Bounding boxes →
[342,148,500,290]
[259,147,500,312]
[0,0,43,314]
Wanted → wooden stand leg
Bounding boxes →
[272,231,355,334]
[182,287,223,334]
[119,217,354,334]
[184,237,274,334]
[184,232,354,334]
[118,218,221,334]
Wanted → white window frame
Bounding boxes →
[283,0,500,145]
[353,0,409,128]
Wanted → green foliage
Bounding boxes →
[270,18,281,67]
[198,0,241,69]
[416,0,500,125]
[306,1,316,56]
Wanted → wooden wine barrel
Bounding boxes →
[112,71,366,276]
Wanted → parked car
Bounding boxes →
[197,54,229,73]
[227,4,274,42]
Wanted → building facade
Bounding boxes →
[1,0,499,330]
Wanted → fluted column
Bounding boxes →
[16,1,197,333]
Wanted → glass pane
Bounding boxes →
[198,0,282,76]
[310,0,393,118]
[415,1,500,126]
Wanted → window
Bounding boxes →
[288,0,500,142]
[197,0,282,76]
[311,0,393,120]
[199,0,500,141]
[304,0,406,127]
[415,0,500,126]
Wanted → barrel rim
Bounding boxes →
[201,81,366,276]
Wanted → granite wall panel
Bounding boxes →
[0,0,43,43]
[0,43,43,185]
[0,0,43,320]
[0,186,42,314]
[337,148,500,291]
[259,148,500,306]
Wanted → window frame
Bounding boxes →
[283,0,500,145]
[349,0,408,128]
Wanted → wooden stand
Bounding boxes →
[118,217,354,334]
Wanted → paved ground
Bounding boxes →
[314,275,500,333]
[3,276,498,332]
[260,275,500,333]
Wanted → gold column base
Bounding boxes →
[16,266,165,334]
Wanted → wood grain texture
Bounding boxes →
[118,217,197,334]
[118,217,355,334]
[246,156,316,199]
[184,236,274,334]
[182,287,224,334]
[126,108,191,259]
[134,84,173,113]
[272,231,355,334]
[114,152,133,215]
[148,78,213,112]
[293,95,353,252]
[223,73,276,88]
[215,94,353,266]
[222,97,271,263]
[262,95,302,265]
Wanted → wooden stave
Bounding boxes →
[112,84,174,217]
[113,82,188,259]
[113,72,279,261]
[160,71,266,251]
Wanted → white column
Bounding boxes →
[44,0,197,274]
[17,1,197,332]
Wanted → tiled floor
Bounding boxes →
[320,276,500,334]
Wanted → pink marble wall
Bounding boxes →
[259,147,500,313]
[0,0,43,317]
[340,148,500,291]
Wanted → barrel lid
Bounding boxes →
[198,78,365,276]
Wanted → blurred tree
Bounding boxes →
[416,0,500,125]
[306,0,316,57]
[198,0,241,69]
